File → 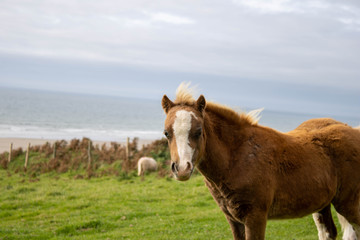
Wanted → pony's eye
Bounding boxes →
[193,128,202,139]
[164,130,170,139]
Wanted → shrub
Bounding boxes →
[0,138,171,178]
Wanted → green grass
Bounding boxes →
[0,170,342,239]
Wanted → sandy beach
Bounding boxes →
[0,138,155,153]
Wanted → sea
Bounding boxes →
[0,88,359,142]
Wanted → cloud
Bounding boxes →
[231,0,334,14]
[0,0,359,94]
[147,12,195,25]
[114,11,195,27]
[232,0,304,13]
[338,18,360,31]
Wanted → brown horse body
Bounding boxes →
[162,83,360,240]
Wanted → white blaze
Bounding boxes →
[173,110,197,170]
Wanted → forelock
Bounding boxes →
[174,82,196,105]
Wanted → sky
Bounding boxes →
[0,0,359,118]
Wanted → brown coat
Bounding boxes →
[162,83,360,240]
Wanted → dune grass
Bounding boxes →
[0,170,342,240]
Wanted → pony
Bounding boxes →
[137,157,158,176]
[161,83,360,240]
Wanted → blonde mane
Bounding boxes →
[174,82,262,125]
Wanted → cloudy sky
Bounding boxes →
[0,0,359,118]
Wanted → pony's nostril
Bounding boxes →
[186,162,192,171]
[171,162,177,173]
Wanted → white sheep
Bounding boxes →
[137,157,158,176]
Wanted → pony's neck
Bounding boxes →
[197,108,252,183]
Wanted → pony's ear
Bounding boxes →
[196,95,206,113]
[162,95,175,114]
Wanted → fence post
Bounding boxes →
[53,142,57,159]
[87,140,92,168]
[24,143,30,169]
[126,137,130,161]
[8,143,13,162]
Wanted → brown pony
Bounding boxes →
[161,83,360,240]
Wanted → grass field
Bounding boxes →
[0,170,342,240]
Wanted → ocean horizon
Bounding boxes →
[0,87,359,142]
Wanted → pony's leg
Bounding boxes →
[204,180,245,239]
[312,205,337,240]
[337,213,357,240]
[355,225,360,239]
[334,197,360,240]
[244,211,267,240]
[226,216,245,240]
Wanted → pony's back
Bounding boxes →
[288,118,360,164]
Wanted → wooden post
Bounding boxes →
[8,143,13,162]
[24,143,30,168]
[53,142,57,159]
[87,140,92,168]
[126,137,130,161]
